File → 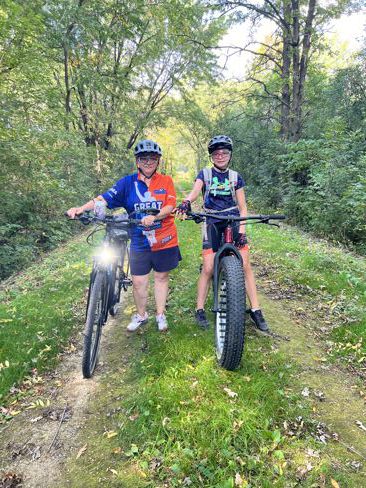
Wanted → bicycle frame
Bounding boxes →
[187,211,286,313]
[74,212,138,323]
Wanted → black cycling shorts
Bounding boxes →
[130,246,182,276]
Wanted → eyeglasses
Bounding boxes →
[211,150,231,159]
[137,156,160,165]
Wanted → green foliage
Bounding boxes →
[178,50,366,253]
[277,130,366,248]
[0,0,226,279]
[0,235,92,402]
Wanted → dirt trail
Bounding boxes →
[1,290,366,486]
[262,294,366,461]
[0,297,135,488]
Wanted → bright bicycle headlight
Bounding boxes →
[95,245,118,264]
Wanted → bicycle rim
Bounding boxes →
[216,276,227,359]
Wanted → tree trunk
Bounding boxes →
[280,1,292,139]
[293,0,316,141]
[63,43,72,129]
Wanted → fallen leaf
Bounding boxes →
[314,390,325,401]
[105,431,118,439]
[162,417,170,427]
[76,444,87,459]
[9,410,21,416]
[223,387,238,398]
[331,479,340,488]
[30,416,43,423]
[235,472,248,486]
[301,387,310,397]
[356,420,366,432]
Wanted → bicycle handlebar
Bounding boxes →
[65,211,142,226]
[186,211,286,223]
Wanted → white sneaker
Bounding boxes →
[156,313,168,332]
[127,313,148,332]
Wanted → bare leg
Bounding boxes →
[132,274,149,316]
[154,271,170,315]
[240,248,260,309]
[197,252,215,310]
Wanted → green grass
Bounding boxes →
[248,222,366,363]
[0,234,93,403]
[106,220,356,487]
[2,213,365,485]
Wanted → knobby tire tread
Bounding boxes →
[216,255,246,370]
[82,271,104,378]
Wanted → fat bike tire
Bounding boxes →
[82,271,105,378]
[215,255,246,370]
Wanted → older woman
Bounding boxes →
[67,139,181,332]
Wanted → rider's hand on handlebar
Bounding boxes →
[175,200,191,220]
[235,233,248,249]
[141,215,156,227]
[66,207,84,219]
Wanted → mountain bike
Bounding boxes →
[68,212,141,378]
[187,211,285,370]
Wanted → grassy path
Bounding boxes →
[1,219,366,487]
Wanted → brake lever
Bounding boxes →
[79,215,92,225]
[268,222,280,228]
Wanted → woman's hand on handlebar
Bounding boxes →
[141,215,156,227]
[66,207,84,219]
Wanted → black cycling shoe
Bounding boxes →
[249,309,270,333]
[195,309,209,329]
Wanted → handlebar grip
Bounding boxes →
[266,215,286,220]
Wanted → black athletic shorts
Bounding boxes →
[202,221,248,254]
[130,246,182,276]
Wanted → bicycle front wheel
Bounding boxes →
[215,255,246,370]
[109,243,126,316]
[82,270,106,378]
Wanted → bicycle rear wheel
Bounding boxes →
[215,255,246,370]
[82,270,106,378]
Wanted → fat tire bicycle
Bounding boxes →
[68,212,141,378]
[187,211,285,371]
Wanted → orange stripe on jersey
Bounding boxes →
[138,172,178,251]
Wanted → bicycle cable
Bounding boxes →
[86,225,105,245]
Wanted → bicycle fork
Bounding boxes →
[212,226,243,313]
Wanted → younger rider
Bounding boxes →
[176,135,269,333]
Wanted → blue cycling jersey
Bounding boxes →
[102,172,178,252]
